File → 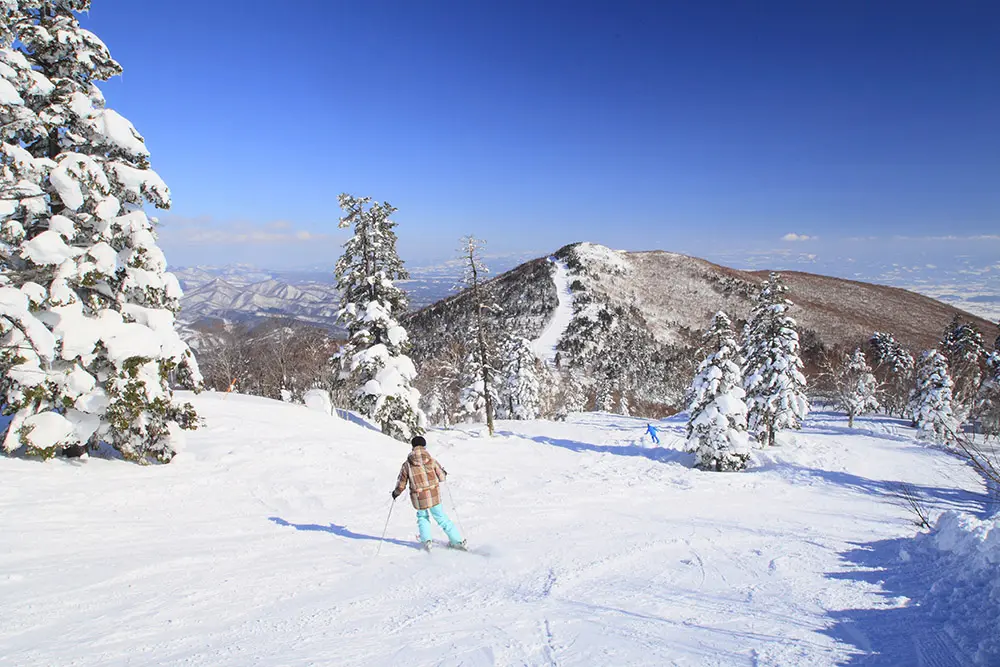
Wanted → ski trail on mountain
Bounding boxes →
[533,257,574,365]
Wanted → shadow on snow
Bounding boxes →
[822,537,975,666]
[268,516,422,551]
[801,412,918,445]
[502,431,696,466]
[764,464,987,515]
[803,439,989,665]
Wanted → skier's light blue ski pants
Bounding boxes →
[417,504,462,545]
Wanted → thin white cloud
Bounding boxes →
[889,234,1000,242]
[782,233,816,242]
[158,216,336,246]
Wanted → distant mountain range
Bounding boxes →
[175,267,340,328]
[172,254,536,331]
[706,249,1000,324]
[173,249,1000,336]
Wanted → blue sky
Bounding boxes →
[79,1,999,271]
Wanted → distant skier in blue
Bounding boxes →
[646,423,660,444]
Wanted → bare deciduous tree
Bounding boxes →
[198,319,338,402]
[458,236,499,436]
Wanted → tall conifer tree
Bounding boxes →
[975,351,1000,438]
[1,0,199,462]
[869,332,914,418]
[912,349,957,443]
[499,336,541,420]
[686,312,751,471]
[742,273,809,446]
[941,316,985,423]
[334,194,423,441]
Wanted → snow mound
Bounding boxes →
[303,388,333,416]
[911,511,1000,664]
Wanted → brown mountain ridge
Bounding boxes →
[404,242,997,407]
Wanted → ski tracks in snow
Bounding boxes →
[350,414,981,666]
[1,395,988,666]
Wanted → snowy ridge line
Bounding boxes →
[532,257,574,365]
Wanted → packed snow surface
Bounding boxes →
[0,393,990,666]
[531,257,574,365]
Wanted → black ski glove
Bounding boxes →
[391,490,400,500]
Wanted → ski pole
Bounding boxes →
[375,498,395,557]
[445,482,467,540]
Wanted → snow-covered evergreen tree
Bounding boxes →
[912,349,958,443]
[686,312,751,471]
[535,362,560,419]
[617,389,631,417]
[554,369,587,421]
[868,331,914,417]
[742,272,809,447]
[0,1,200,463]
[941,316,985,423]
[976,351,1000,438]
[459,347,500,424]
[492,337,511,422]
[457,235,498,434]
[830,348,879,428]
[594,376,614,412]
[334,194,423,441]
[499,336,541,420]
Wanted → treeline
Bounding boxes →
[196,319,340,403]
[813,315,1000,439]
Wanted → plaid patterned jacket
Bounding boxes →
[394,447,447,510]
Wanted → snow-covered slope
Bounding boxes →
[0,393,991,666]
[531,257,574,365]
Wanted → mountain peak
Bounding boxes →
[404,244,999,412]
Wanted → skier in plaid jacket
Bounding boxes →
[392,436,466,551]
